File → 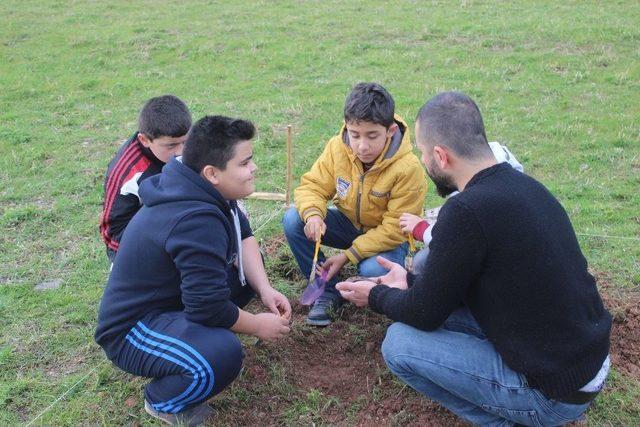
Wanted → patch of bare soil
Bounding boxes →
[595,273,640,380]
[287,305,463,426]
[213,302,464,426]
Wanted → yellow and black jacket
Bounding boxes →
[295,115,428,264]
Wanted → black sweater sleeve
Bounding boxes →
[369,198,486,330]
[165,211,240,329]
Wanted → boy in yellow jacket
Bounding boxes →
[283,82,427,326]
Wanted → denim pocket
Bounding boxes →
[481,404,542,427]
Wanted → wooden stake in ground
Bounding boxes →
[248,192,286,201]
[285,124,293,206]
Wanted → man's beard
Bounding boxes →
[427,161,458,198]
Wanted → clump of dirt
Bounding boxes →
[262,234,287,258]
[284,305,389,404]
[213,302,464,426]
[281,303,464,426]
[262,235,304,282]
[595,273,640,380]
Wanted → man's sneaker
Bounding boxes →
[306,292,343,326]
[144,399,213,426]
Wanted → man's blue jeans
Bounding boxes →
[282,207,407,297]
[381,308,592,426]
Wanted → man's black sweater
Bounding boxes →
[370,163,611,400]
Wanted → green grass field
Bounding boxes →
[1,0,639,425]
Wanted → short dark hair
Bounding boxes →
[138,95,191,139]
[344,82,395,128]
[182,115,256,172]
[416,92,492,160]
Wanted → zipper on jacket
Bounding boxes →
[354,157,378,231]
[356,173,365,230]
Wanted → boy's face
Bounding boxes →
[346,120,397,164]
[205,140,257,200]
[139,133,187,163]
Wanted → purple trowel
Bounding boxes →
[300,238,327,305]
[300,269,328,305]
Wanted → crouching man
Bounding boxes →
[336,92,611,426]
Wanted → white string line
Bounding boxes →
[250,212,636,242]
[248,205,638,242]
[25,360,107,427]
[249,210,281,229]
[576,233,640,241]
[251,205,285,234]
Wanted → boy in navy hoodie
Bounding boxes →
[95,115,292,425]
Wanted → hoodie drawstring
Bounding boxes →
[231,208,246,286]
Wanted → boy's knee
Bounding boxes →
[282,207,303,235]
[202,330,244,394]
[225,333,244,379]
[219,330,244,373]
[412,249,429,273]
[359,257,387,278]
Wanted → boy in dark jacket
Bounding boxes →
[99,95,191,263]
[95,116,291,425]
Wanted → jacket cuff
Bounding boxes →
[302,208,324,222]
[343,247,363,264]
[412,220,429,242]
[368,284,389,313]
[207,301,240,329]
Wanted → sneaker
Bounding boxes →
[306,292,343,326]
[144,399,213,426]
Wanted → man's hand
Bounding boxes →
[260,287,292,320]
[399,213,423,234]
[304,215,326,241]
[374,257,408,290]
[254,313,290,342]
[320,253,348,281]
[335,280,377,307]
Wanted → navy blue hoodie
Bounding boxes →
[95,158,251,359]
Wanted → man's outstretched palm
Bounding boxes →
[375,256,408,290]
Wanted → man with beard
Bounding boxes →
[399,141,523,273]
[335,92,611,426]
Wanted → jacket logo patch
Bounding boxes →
[336,177,351,199]
[370,190,391,198]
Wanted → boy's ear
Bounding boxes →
[201,165,220,186]
[138,133,152,147]
[387,122,399,137]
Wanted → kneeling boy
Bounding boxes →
[95,116,291,425]
[100,95,191,263]
[283,82,427,326]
